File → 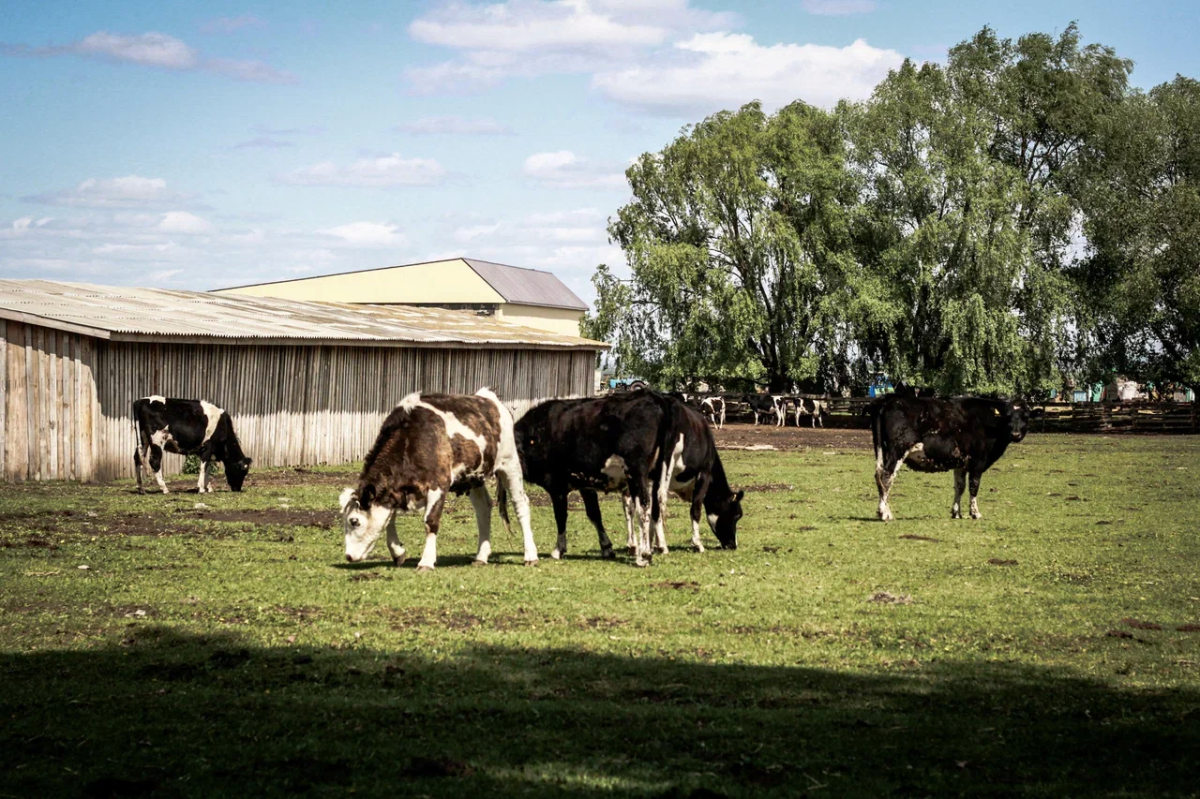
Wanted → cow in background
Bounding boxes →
[743,394,781,426]
[700,396,726,428]
[133,396,252,494]
[340,389,538,572]
[794,398,826,427]
[868,394,1033,521]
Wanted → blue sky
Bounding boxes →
[2,0,1196,305]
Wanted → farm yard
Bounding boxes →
[2,427,1198,797]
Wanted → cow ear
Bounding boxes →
[338,487,357,514]
[735,490,745,502]
[359,484,376,509]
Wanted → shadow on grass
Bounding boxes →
[1,628,1196,798]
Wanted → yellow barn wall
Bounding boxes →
[496,304,585,337]
[215,259,505,305]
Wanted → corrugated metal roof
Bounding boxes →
[463,259,588,310]
[0,279,606,350]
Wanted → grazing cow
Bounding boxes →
[699,396,726,429]
[868,395,1033,521]
[743,393,780,426]
[511,391,743,566]
[133,396,252,494]
[794,398,826,428]
[340,389,537,572]
[646,397,744,554]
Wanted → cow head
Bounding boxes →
[1008,403,1033,443]
[708,489,745,549]
[512,411,550,482]
[224,457,253,492]
[340,484,393,562]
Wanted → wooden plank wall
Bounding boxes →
[1,321,99,482]
[83,341,594,482]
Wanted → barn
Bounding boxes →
[0,279,605,483]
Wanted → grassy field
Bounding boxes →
[1,429,1198,797]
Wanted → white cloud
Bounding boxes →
[801,0,878,16]
[592,33,905,114]
[281,153,445,187]
[157,211,212,234]
[404,0,737,92]
[394,116,514,135]
[234,136,295,149]
[23,175,196,209]
[2,30,295,84]
[1,216,53,238]
[319,221,408,248]
[523,150,626,189]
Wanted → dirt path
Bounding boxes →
[714,424,871,451]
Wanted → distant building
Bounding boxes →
[214,257,588,337]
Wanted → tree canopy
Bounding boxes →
[591,23,1198,397]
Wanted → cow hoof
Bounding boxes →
[393,554,407,566]
[550,549,562,560]
[626,546,637,556]
[415,565,434,573]
[470,559,487,567]
[971,512,982,520]
[599,547,616,560]
[524,559,539,567]
[951,511,962,519]
[653,546,668,555]
[631,560,649,568]
[691,545,705,553]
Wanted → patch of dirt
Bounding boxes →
[576,615,627,630]
[1106,630,1134,639]
[988,558,1018,566]
[348,572,392,582]
[713,424,871,452]
[244,468,353,487]
[741,483,794,492]
[182,508,335,529]
[386,607,484,632]
[868,591,912,605]
[653,580,701,591]
[899,534,940,542]
[0,536,59,549]
[1123,618,1163,631]
[1176,624,1200,633]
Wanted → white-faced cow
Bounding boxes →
[869,395,1033,521]
[340,389,537,572]
[794,398,826,428]
[699,396,726,429]
[132,396,252,494]
[511,391,743,567]
[743,393,781,426]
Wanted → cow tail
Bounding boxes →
[495,478,513,538]
[866,400,884,466]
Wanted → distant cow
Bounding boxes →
[743,394,781,426]
[794,398,826,427]
[699,396,726,428]
[133,396,252,494]
[512,391,743,566]
[340,389,537,572]
[868,395,1033,521]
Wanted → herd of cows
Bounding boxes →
[667,393,827,429]
[131,389,1037,569]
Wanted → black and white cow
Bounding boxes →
[647,397,744,554]
[794,397,826,427]
[339,389,537,572]
[743,393,782,426]
[868,394,1033,521]
[699,396,726,429]
[511,391,743,567]
[132,396,252,494]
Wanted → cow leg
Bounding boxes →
[134,448,145,494]
[719,408,725,429]
[469,485,493,565]
[549,490,569,560]
[494,479,512,537]
[652,456,671,555]
[498,469,539,566]
[622,492,636,555]
[385,513,406,566]
[580,489,616,559]
[690,474,710,552]
[968,471,983,520]
[875,455,900,522]
[197,459,208,494]
[415,489,445,573]
[951,468,967,519]
[629,476,653,567]
[149,444,168,494]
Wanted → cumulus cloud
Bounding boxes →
[592,33,905,114]
[801,0,877,15]
[523,150,626,189]
[23,175,197,209]
[157,211,212,234]
[1,30,295,84]
[280,153,446,187]
[319,221,408,248]
[404,0,737,92]
[394,116,514,135]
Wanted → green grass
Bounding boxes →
[1,432,1198,797]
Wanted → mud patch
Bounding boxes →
[386,607,484,632]
[1106,630,1134,639]
[713,425,871,452]
[988,559,1018,566]
[899,534,939,542]
[1122,618,1162,631]
[653,580,700,592]
[184,508,335,529]
[577,615,627,630]
[742,483,794,492]
[868,591,912,605]
[1176,624,1200,633]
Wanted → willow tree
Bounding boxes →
[850,24,1130,395]
[592,101,881,392]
